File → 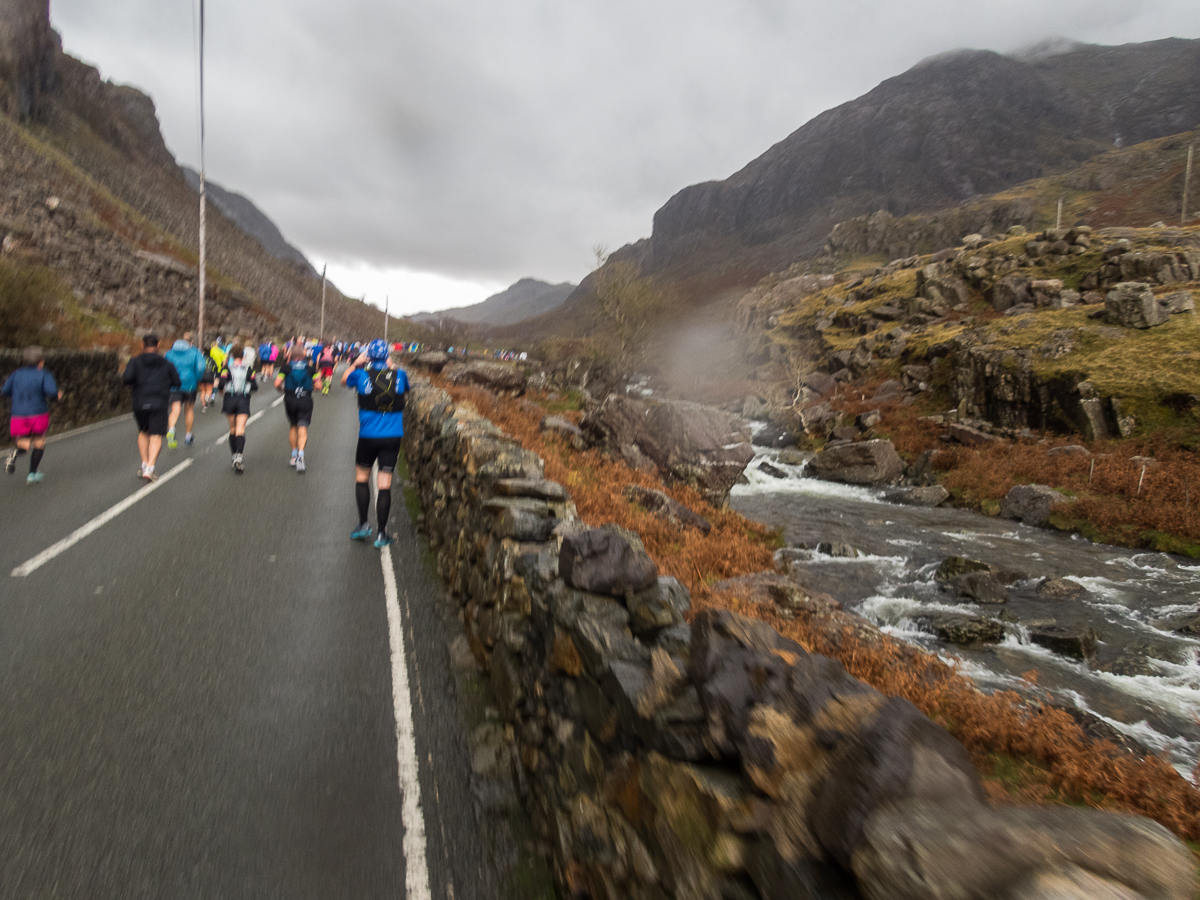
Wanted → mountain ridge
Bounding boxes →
[410,277,575,327]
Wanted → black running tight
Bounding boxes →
[355,482,370,525]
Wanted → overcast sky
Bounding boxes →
[49,0,1199,315]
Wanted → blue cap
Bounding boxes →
[366,339,390,361]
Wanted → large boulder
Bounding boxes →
[447,360,527,390]
[810,439,904,486]
[852,799,1196,900]
[624,484,712,534]
[581,395,755,506]
[559,524,658,597]
[1105,282,1168,329]
[1000,484,1068,526]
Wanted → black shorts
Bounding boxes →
[170,390,198,405]
[134,407,169,436]
[355,437,402,473]
[284,394,313,427]
[222,394,252,416]
[200,372,215,385]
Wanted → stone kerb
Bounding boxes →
[402,383,1195,900]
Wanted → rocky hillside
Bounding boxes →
[181,167,317,278]
[646,38,1200,296]
[411,277,574,327]
[0,1,401,345]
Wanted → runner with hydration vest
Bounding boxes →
[217,344,257,474]
[342,339,409,548]
[274,345,324,473]
[318,341,337,394]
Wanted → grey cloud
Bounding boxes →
[51,0,1200,286]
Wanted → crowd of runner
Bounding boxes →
[3,333,406,549]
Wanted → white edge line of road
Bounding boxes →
[376,470,432,900]
[381,545,433,900]
[10,458,194,578]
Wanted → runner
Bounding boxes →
[318,341,336,394]
[3,346,62,483]
[217,344,257,474]
[342,338,409,548]
[198,349,217,411]
[164,332,207,448]
[274,345,323,473]
[257,339,276,380]
[122,334,181,481]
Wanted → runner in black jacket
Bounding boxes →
[121,333,181,481]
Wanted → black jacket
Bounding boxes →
[122,353,181,410]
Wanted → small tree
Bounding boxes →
[589,246,670,394]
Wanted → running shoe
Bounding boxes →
[184,434,195,446]
[26,472,43,484]
[350,524,373,541]
[166,431,177,450]
[5,450,17,474]
[141,470,157,482]
[288,456,297,467]
[233,453,245,474]
[295,457,306,474]
[373,532,394,548]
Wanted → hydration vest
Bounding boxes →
[356,367,405,413]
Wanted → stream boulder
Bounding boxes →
[581,395,755,506]
[1000,484,1068,527]
[810,439,904,486]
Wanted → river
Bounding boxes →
[730,447,1200,775]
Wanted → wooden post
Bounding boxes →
[1056,197,1063,232]
[1182,144,1194,227]
[196,0,207,346]
[318,264,327,343]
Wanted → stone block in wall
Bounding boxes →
[571,615,651,680]
[626,576,691,641]
[560,525,659,596]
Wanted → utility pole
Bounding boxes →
[1183,144,1194,227]
[319,264,327,343]
[196,0,207,346]
[384,295,389,344]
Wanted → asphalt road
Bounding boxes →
[0,382,498,899]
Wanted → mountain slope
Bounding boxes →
[0,1,404,343]
[182,167,317,277]
[411,277,575,327]
[647,38,1200,292]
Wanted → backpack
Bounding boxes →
[282,361,313,395]
[356,367,406,413]
[320,346,335,365]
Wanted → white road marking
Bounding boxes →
[10,459,195,577]
[381,545,432,900]
[271,396,284,408]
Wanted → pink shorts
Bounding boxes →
[10,413,50,438]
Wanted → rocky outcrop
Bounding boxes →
[1106,282,1168,329]
[0,0,58,119]
[624,484,712,535]
[446,360,526,391]
[581,394,755,506]
[809,439,904,486]
[404,382,1196,900]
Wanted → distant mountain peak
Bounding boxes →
[410,277,575,327]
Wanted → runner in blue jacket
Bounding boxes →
[164,332,207,448]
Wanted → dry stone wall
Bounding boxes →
[404,382,1196,900]
[0,348,125,440]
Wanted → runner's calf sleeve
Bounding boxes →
[376,489,391,533]
[228,434,236,453]
[234,435,246,454]
[355,482,370,525]
[30,448,44,473]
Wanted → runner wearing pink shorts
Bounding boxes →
[3,346,62,483]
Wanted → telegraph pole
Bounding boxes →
[383,295,389,343]
[319,264,327,343]
[1183,145,1194,227]
[196,0,207,346]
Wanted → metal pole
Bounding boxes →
[319,264,327,343]
[1182,144,1194,227]
[196,0,207,346]
[384,295,389,343]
